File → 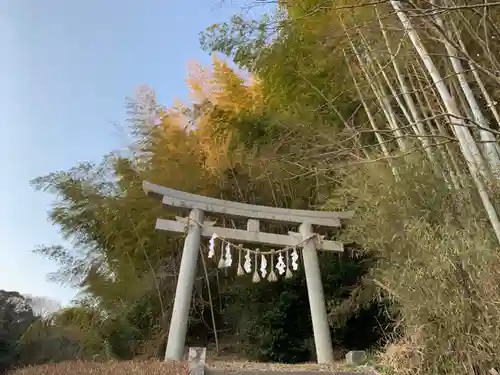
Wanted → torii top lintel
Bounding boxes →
[143,181,353,228]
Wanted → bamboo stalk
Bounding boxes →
[365,21,442,176]
[429,0,500,172]
[452,23,500,132]
[348,39,408,153]
[389,0,500,244]
[409,65,462,189]
[344,50,400,180]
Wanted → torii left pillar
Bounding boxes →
[165,209,204,361]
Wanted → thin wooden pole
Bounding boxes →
[199,246,219,354]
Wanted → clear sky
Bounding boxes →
[0,0,266,305]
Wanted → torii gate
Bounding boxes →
[143,181,353,364]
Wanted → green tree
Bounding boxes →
[0,291,36,373]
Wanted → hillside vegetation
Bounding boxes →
[5,1,500,374]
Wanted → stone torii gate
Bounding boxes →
[143,181,353,364]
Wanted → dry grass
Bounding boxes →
[7,360,369,375]
[7,360,188,375]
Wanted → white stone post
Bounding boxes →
[165,209,204,361]
[299,222,334,364]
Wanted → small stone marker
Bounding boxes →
[345,350,367,365]
[188,347,206,375]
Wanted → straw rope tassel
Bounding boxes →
[267,250,278,282]
[285,250,293,279]
[252,251,260,283]
[236,245,245,276]
[244,250,252,273]
[224,242,232,267]
[217,240,225,268]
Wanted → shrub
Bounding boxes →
[330,155,500,374]
[222,250,389,363]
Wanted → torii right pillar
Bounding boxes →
[299,222,334,364]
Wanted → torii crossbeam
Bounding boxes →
[143,181,353,364]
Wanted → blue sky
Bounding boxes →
[0,0,267,305]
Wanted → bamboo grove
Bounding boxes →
[20,0,500,374]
